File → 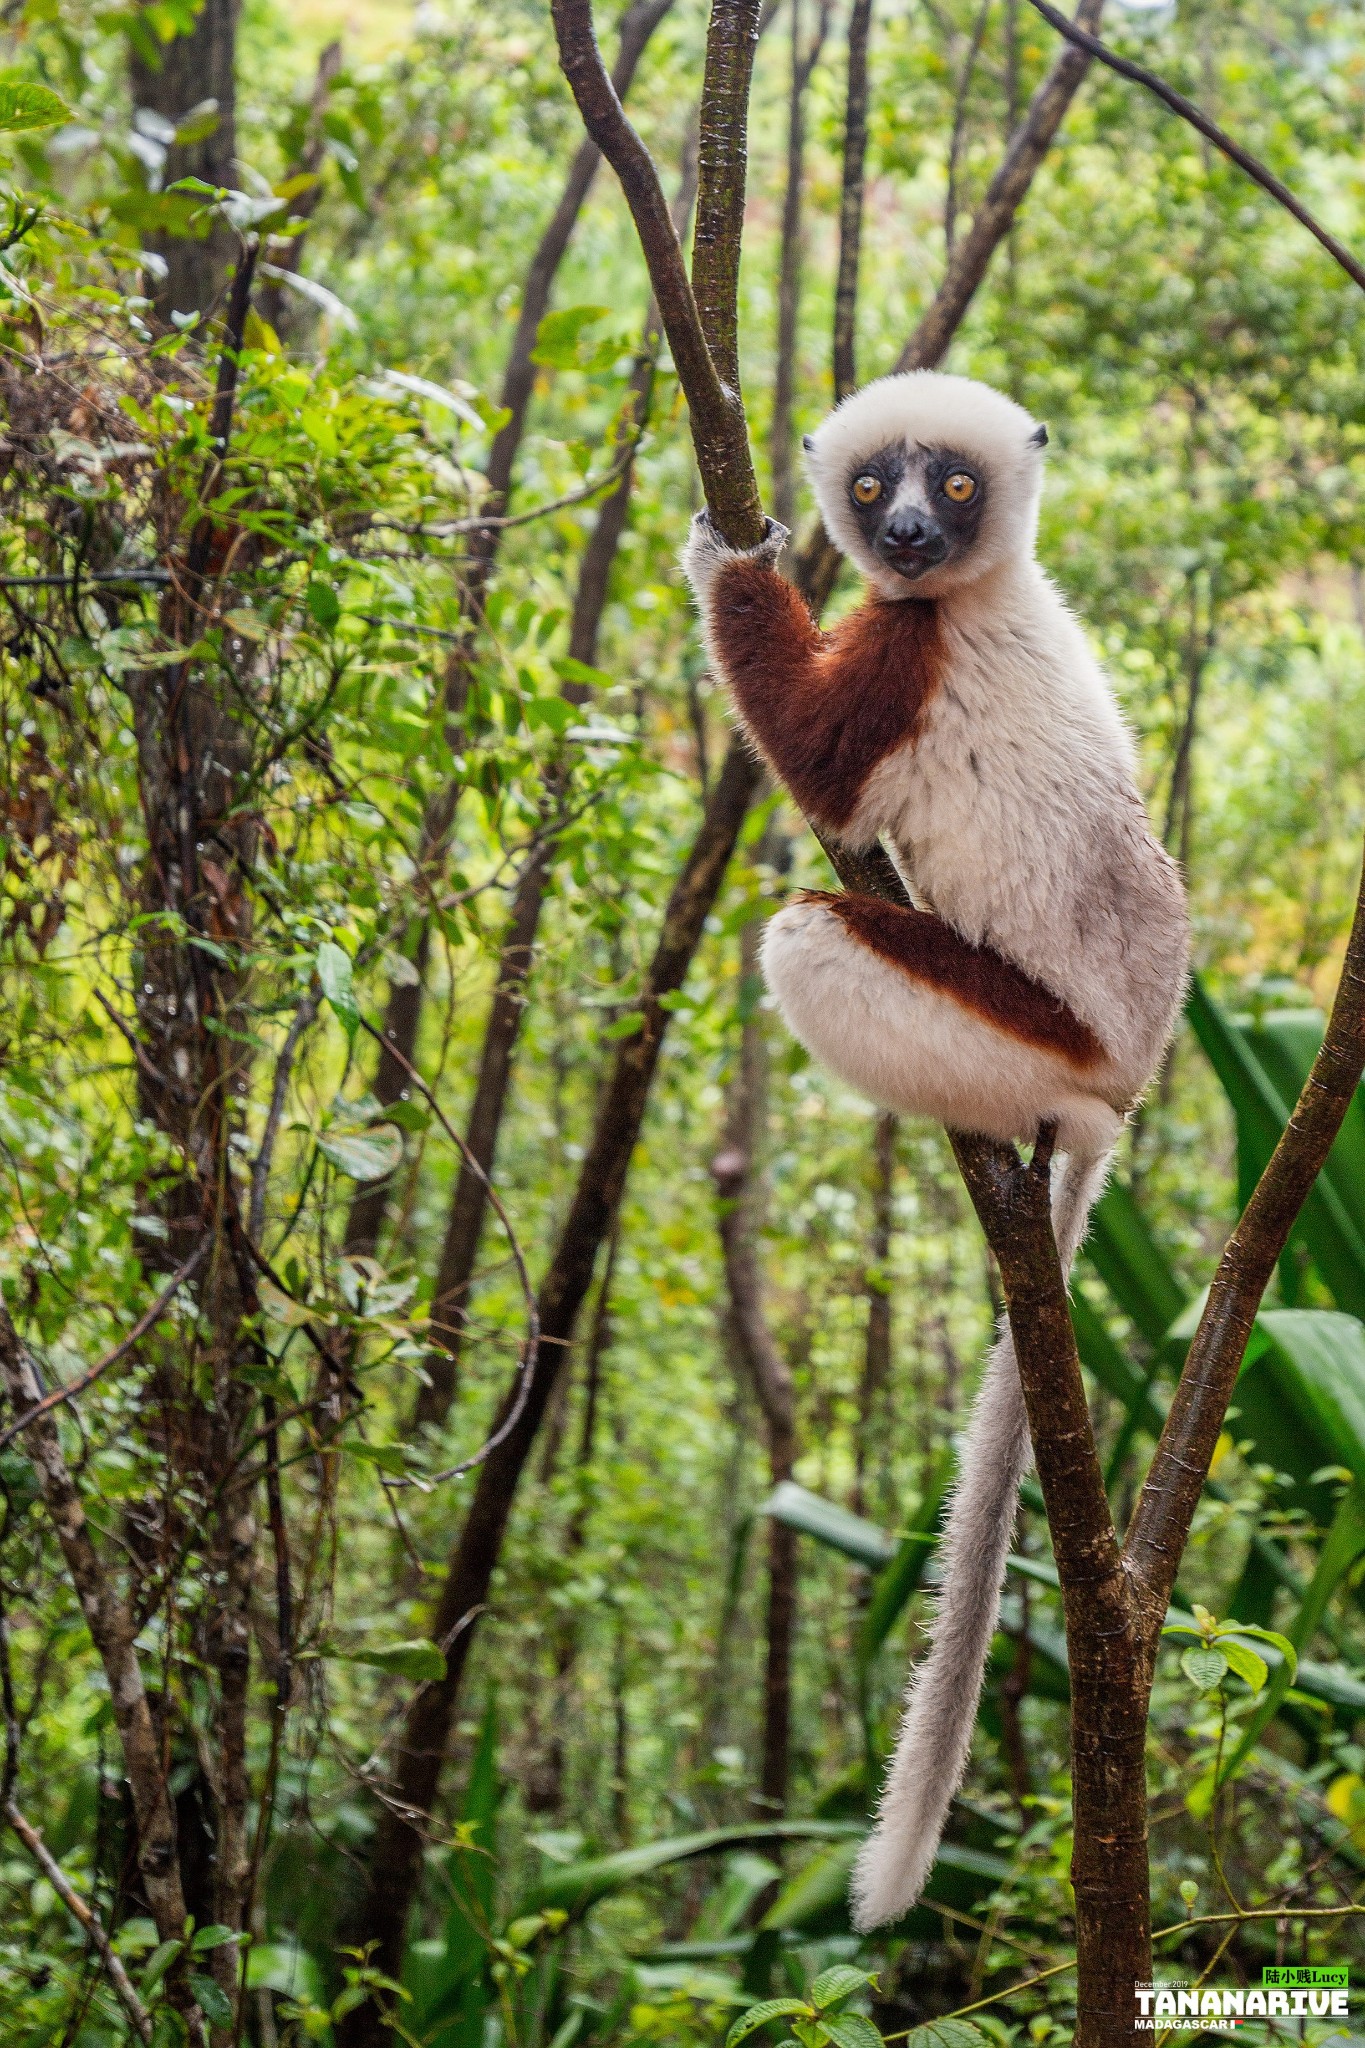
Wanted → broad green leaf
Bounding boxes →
[531,304,610,369]
[190,1974,233,2027]
[1218,1639,1268,1692]
[334,1638,446,1682]
[190,1924,238,1954]
[761,1482,897,1568]
[306,579,341,628]
[1181,1647,1228,1691]
[726,1999,814,2047]
[246,1941,324,2002]
[857,1452,953,1670]
[317,938,359,1038]
[519,1821,859,1919]
[820,2015,883,2048]
[809,1965,875,2011]
[318,1124,404,1181]
[903,2023,988,2047]
[0,78,70,132]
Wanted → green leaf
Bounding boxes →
[190,1974,233,2026]
[903,2024,989,2047]
[1217,1639,1268,1693]
[809,1966,875,2012]
[1181,1646,1228,1691]
[518,1821,859,1920]
[601,1010,646,1040]
[306,579,341,628]
[531,304,610,369]
[820,2014,883,2048]
[318,1125,403,1181]
[334,1638,446,1682]
[726,1999,814,2047]
[317,939,358,1038]
[190,1924,238,1953]
[1222,1623,1298,1677]
[0,77,71,132]
[761,1481,897,1568]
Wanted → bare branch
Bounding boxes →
[1024,0,1365,296]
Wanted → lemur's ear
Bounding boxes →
[802,434,815,452]
[1030,423,1049,448]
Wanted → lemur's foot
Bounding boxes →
[681,509,790,600]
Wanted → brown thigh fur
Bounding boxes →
[807,890,1105,1068]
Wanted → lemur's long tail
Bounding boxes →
[849,1140,1115,1933]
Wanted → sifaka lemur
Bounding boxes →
[682,371,1189,1931]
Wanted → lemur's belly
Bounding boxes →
[848,708,1187,1090]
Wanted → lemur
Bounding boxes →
[682,371,1189,1930]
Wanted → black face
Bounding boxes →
[845,442,987,581]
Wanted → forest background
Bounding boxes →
[4,0,1365,2040]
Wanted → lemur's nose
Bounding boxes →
[884,511,934,548]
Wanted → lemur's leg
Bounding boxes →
[762,891,1120,1156]
[681,512,942,838]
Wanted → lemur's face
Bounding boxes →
[842,442,986,584]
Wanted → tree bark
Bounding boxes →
[130,0,241,321]
[832,0,874,402]
[770,0,829,529]
[713,919,799,1814]
[852,1111,895,1518]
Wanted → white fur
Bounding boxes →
[849,1143,1114,1931]
[681,372,1189,1927]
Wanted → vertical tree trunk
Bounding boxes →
[130,0,241,321]
[832,0,873,402]
[770,0,827,528]
[852,1110,895,1519]
[713,919,799,1817]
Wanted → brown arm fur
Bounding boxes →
[708,558,945,833]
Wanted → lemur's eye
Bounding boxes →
[943,472,978,503]
[851,475,882,505]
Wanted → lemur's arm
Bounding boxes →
[682,512,941,842]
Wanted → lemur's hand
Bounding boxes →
[681,510,790,604]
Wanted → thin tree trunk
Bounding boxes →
[713,919,799,1815]
[832,0,874,402]
[852,1110,895,1519]
[130,0,240,320]
[770,0,829,529]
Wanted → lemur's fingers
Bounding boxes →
[681,510,791,601]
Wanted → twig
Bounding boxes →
[1023,0,1365,295]
[3,1799,155,2043]
[0,1238,211,1454]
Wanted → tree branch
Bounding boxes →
[832,0,874,402]
[1023,0,1365,296]
[550,0,765,543]
[4,1798,155,2043]
[895,0,1105,373]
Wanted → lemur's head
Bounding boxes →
[803,372,1047,600]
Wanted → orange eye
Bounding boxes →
[943,472,977,503]
[851,475,882,505]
